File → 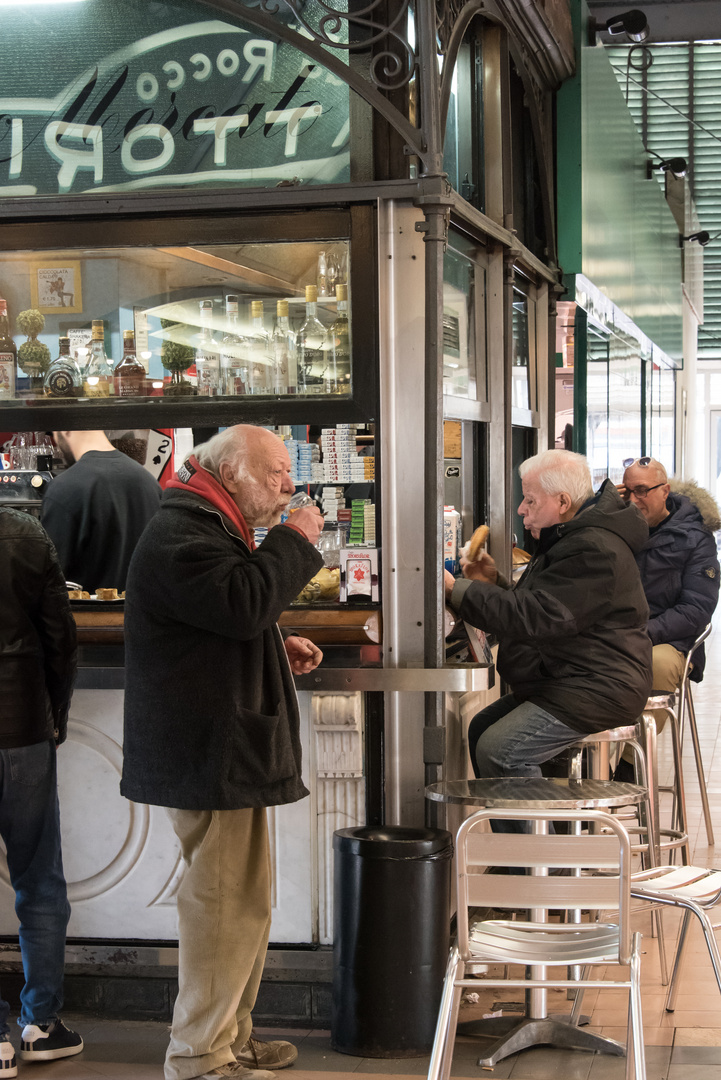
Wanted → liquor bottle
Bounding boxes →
[0,298,17,399]
[317,250,328,297]
[220,295,247,395]
[246,300,270,394]
[195,300,220,396]
[114,329,146,397]
[83,320,113,397]
[297,285,326,394]
[324,282,350,394]
[44,336,81,398]
[272,299,297,395]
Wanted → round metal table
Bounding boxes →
[426,776,645,810]
[425,776,646,1067]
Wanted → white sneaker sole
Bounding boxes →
[19,1041,84,1061]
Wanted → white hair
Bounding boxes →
[519,449,594,509]
[193,426,254,485]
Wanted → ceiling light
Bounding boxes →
[648,157,687,180]
[679,231,710,247]
[589,9,650,45]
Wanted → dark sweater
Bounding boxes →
[41,450,161,592]
[451,481,652,734]
[120,487,323,810]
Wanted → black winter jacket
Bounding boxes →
[0,509,77,748]
[636,490,719,681]
[120,488,323,811]
[451,481,652,734]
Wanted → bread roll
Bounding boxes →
[96,588,120,600]
[67,589,90,600]
[467,524,490,562]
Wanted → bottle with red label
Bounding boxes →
[114,330,146,397]
[0,298,17,399]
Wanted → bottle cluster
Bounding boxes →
[0,268,351,401]
[196,285,350,397]
[42,322,146,399]
[15,290,351,400]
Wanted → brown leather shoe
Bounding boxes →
[236,1035,298,1071]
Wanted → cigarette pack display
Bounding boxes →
[340,547,379,601]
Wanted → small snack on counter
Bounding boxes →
[96,588,120,600]
[67,589,90,599]
[294,566,341,604]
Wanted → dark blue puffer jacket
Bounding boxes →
[636,492,719,681]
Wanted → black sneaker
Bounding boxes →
[19,1019,83,1061]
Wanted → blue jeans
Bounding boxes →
[468,694,583,834]
[0,740,70,1033]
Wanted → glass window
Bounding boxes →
[442,232,487,401]
[0,240,353,405]
[608,334,642,483]
[1,0,350,199]
[648,360,675,470]
[511,277,536,413]
[443,36,484,210]
[586,327,610,488]
[584,322,645,487]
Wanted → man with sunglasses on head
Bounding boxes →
[613,456,720,778]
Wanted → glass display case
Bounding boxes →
[0,207,376,430]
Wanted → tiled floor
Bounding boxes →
[11,623,721,1079]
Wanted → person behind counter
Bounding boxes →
[120,424,324,1080]
[444,449,652,831]
[0,507,83,1071]
[40,430,161,594]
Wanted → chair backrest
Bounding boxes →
[455,808,633,963]
[682,622,712,684]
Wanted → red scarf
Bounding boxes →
[166,454,256,551]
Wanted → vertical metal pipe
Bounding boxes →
[415,3,452,819]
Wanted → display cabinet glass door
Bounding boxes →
[1,242,352,403]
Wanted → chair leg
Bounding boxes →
[654,908,668,985]
[667,707,691,865]
[640,714,660,867]
[569,965,591,1026]
[428,945,462,1080]
[439,984,463,1080]
[685,687,716,847]
[627,932,646,1080]
[665,909,692,1013]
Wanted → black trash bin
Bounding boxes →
[331,825,453,1058]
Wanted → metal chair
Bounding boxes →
[427,807,645,1080]
[630,864,721,1010]
[676,623,715,846]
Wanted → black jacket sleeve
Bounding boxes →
[37,540,77,743]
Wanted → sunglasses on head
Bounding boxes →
[622,456,652,469]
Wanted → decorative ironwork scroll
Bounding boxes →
[255,0,415,92]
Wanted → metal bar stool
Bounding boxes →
[676,623,715,846]
[643,694,691,866]
[567,723,660,866]
[567,711,690,867]
[567,719,683,989]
